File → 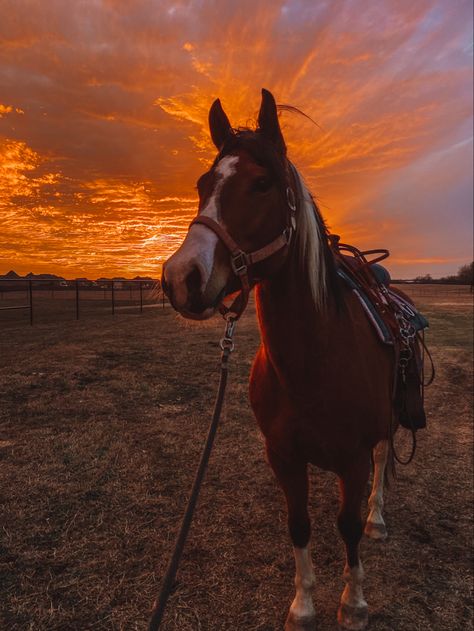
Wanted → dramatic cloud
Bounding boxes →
[0,0,472,278]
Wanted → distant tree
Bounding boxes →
[414,273,433,283]
[442,275,457,285]
[457,262,474,285]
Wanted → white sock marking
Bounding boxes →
[289,545,316,620]
[341,562,367,610]
[367,440,388,527]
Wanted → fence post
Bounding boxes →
[75,280,79,320]
[29,279,33,326]
[111,281,115,315]
[140,282,143,313]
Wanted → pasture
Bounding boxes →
[0,285,472,630]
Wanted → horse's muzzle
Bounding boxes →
[162,261,218,320]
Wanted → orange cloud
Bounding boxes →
[0,104,13,117]
[0,0,472,279]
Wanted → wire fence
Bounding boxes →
[394,283,472,298]
[0,279,471,327]
[0,279,165,326]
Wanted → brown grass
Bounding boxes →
[0,286,472,630]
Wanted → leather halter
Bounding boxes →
[189,163,298,320]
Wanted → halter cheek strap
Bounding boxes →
[189,176,297,320]
[189,214,293,319]
[190,215,293,273]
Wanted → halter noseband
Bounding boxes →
[189,163,298,320]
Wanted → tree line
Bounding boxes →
[413,262,474,285]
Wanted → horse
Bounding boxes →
[162,89,399,631]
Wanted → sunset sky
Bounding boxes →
[0,0,472,279]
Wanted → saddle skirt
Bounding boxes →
[329,236,431,432]
[337,266,429,345]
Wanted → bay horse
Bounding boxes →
[162,89,396,630]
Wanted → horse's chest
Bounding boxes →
[249,350,376,468]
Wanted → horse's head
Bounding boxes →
[162,89,297,320]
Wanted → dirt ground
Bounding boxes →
[0,285,472,630]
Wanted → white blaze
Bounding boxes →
[189,154,239,284]
[201,155,239,221]
[163,155,238,306]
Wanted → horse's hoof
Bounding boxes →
[364,520,388,540]
[285,611,317,631]
[337,603,368,630]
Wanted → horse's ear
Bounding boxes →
[257,88,286,154]
[209,98,233,150]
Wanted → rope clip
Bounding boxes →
[219,316,237,354]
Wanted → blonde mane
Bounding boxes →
[292,165,328,311]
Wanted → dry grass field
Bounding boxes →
[0,285,472,630]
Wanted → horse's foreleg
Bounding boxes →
[365,440,389,540]
[337,457,370,631]
[267,448,316,631]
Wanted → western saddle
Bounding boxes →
[328,234,433,434]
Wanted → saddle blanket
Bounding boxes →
[337,268,429,345]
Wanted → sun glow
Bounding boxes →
[0,1,472,279]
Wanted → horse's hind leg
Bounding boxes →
[337,456,371,630]
[365,440,389,540]
[267,448,316,631]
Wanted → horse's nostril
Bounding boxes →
[185,266,202,295]
[185,266,206,313]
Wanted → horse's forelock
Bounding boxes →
[216,129,288,192]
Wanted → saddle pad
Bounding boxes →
[337,268,429,345]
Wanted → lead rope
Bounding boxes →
[148,315,237,631]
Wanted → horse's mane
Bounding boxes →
[276,104,324,132]
[290,166,330,310]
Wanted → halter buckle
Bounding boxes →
[231,251,248,276]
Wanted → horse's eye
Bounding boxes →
[253,177,272,193]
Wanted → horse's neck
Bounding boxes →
[255,170,340,374]
[255,251,336,373]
